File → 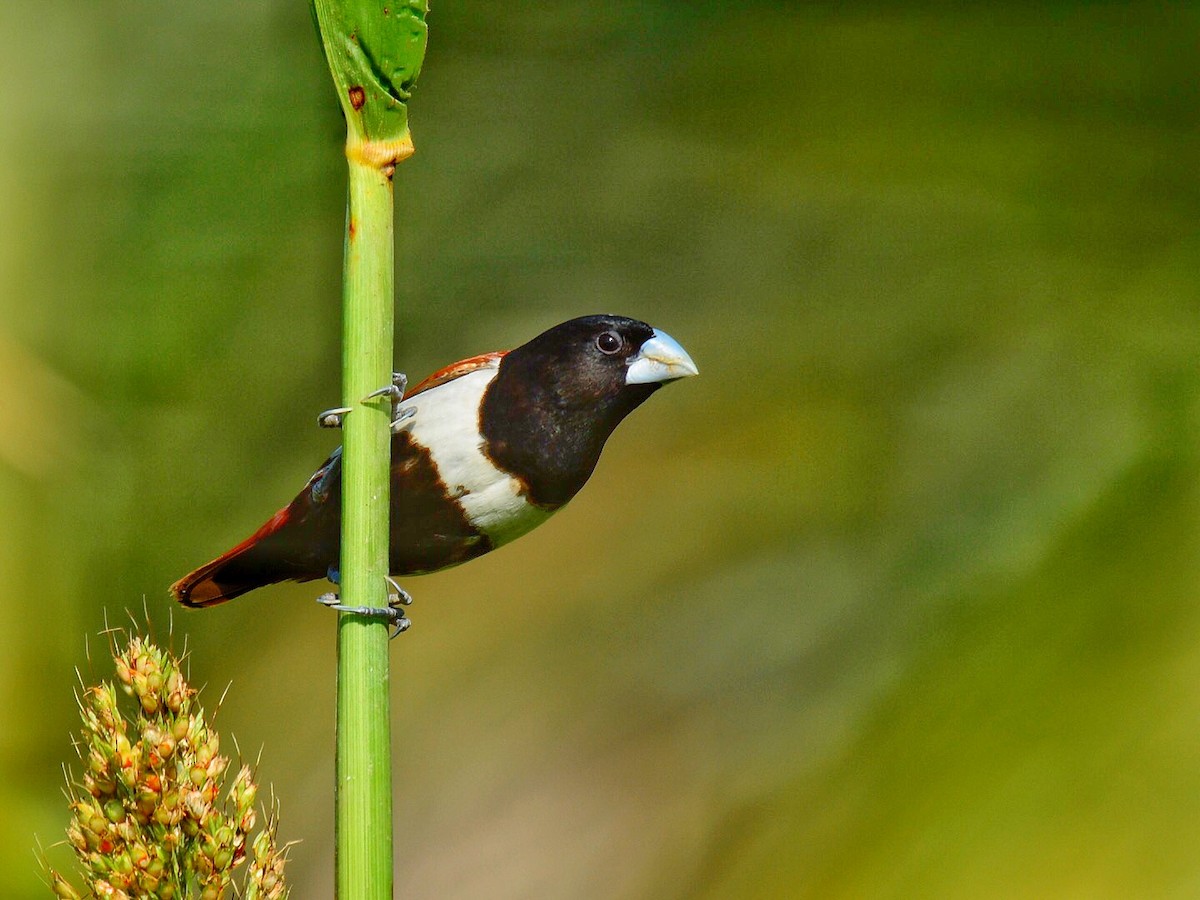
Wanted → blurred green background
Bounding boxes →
[3,1,1200,897]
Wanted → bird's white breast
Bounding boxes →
[405,366,554,546]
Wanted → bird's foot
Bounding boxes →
[317,373,414,432]
[317,588,413,638]
[363,373,416,432]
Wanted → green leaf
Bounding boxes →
[311,0,429,146]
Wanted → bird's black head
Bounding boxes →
[481,314,698,507]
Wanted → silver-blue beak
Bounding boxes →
[625,328,700,385]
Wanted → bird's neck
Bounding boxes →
[479,362,654,508]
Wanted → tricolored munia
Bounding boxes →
[171,315,698,633]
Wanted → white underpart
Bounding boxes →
[404,364,555,547]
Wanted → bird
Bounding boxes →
[170,315,697,624]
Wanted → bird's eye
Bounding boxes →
[596,331,622,355]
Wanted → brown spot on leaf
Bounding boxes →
[348,217,357,240]
[348,86,366,110]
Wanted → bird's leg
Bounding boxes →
[318,373,414,432]
[316,567,413,638]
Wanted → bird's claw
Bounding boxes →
[317,407,353,429]
[319,373,414,432]
[317,580,413,638]
[385,574,413,607]
[366,373,416,432]
[389,405,416,433]
[362,376,403,402]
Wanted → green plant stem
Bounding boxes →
[336,155,396,899]
[310,1,426,893]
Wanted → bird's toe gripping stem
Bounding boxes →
[317,578,413,638]
[317,372,415,432]
[316,406,354,428]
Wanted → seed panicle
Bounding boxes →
[46,632,289,900]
